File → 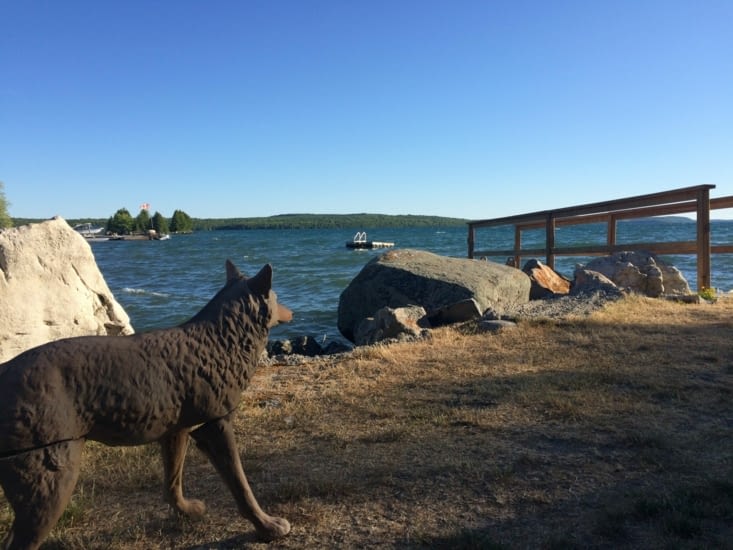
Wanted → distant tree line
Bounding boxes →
[11,212,468,232]
[193,213,469,231]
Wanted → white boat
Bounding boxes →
[74,223,107,240]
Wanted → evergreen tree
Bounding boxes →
[152,211,169,235]
[169,209,193,233]
[0,181,12,229]
[135,209,152,233]
[106,208,135,235]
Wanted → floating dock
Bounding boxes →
[346,240,395,249]
[346,231,394,249]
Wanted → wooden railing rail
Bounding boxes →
[467,185,733,291]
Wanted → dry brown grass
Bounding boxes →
[2,295,733,549]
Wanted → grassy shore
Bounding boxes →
[2,295,732,549]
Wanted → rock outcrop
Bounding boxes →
[338,249,531,342]
[580,251,691,297]
[0,217,134,363]
[570,269,624,297]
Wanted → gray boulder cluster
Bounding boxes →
[274,247,692,356]
[323,248,692,350]
[0,219,693,364]
[580,251,690,297]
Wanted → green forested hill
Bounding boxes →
[193,213,468,230]
[11,213,468,231]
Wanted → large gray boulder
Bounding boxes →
[0,217,134,363]
[338,249,530,342]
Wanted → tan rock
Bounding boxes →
[0,217,134,362]
[522,259,571,299]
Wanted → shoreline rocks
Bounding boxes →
[272,250,696,359]
[1,224,699,365]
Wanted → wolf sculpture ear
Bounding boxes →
[225,259,243,282]
[247,264,273,296]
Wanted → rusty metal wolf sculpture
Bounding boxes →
[0,260,292,550]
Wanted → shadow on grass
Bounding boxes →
[229,318,733,548]
[3,314,731,548]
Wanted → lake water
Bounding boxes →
[89,220,733,346]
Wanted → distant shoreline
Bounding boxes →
[10,213,470,232]
[10,214,731,232]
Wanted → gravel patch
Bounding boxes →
[500,290,625,321]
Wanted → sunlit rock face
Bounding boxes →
[522,259,571,299]
[0,217,133,362]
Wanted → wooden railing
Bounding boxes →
[467,185,733,290]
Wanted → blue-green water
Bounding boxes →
[89,221,733,346]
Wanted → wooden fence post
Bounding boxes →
[545,213,556,269]
[608,214,617,248]
[697,187,711,290]
[468,225,475,259]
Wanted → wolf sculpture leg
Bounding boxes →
[160,430,206,517]
[0,440,84,550]
[191,416,290,541]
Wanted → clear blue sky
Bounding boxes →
[2,0,732,220]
